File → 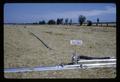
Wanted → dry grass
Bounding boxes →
[4,25,116,78]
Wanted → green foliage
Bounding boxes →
[48,19,56,25]
[65,18,68,25]
[87,20,92,26]
[69,19,72,25]
[39,20,46,24]
[78,15,86,26]
[57,18,63,25]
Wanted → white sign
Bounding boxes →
[70,40,83,45]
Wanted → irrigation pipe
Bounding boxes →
[78,59,116,63]
[4,61,116,73]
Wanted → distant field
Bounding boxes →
[4,25,116,78]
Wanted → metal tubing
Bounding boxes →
[4,62,116,73]
[78,59,116,63]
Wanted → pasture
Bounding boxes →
[4,25,116,78]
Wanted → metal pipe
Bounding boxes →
[4,62,116,73]
[78,59,116,63]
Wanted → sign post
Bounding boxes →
[70,40,83,53]
[70,40,83,63]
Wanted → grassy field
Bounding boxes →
[4,25,116,78]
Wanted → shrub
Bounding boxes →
[48,20,56,25]
[78,15,86,26]
[87,20,92,26]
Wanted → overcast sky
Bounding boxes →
[4,3,116,23]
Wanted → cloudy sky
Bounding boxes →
[4,3,116,23]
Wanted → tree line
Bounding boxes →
[32,15,100,26]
